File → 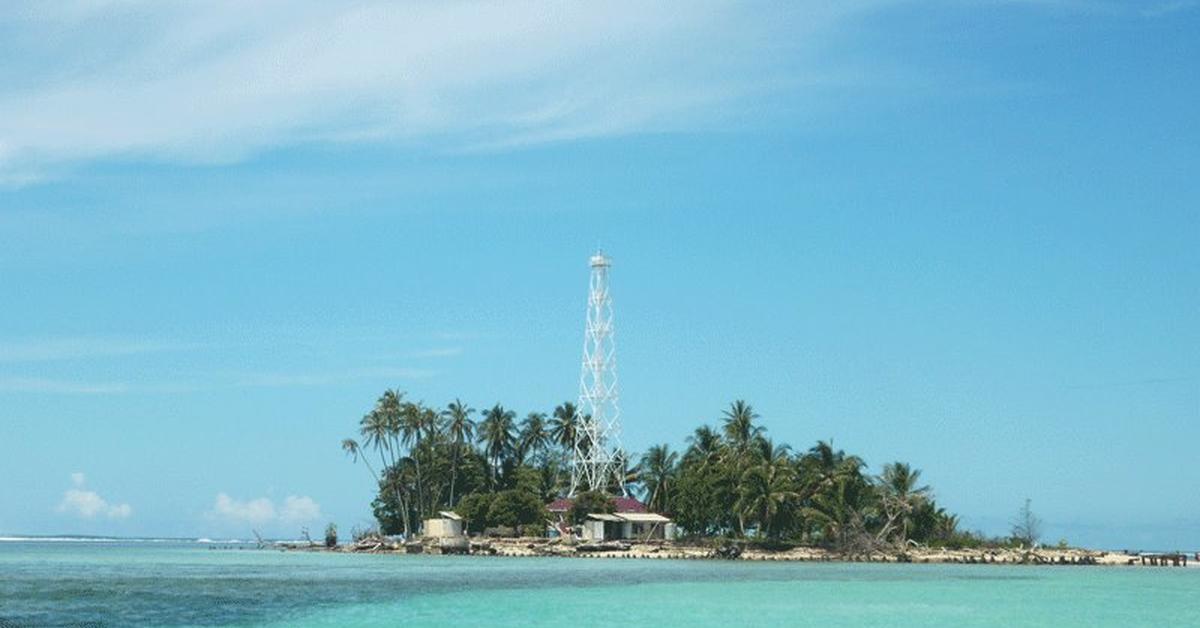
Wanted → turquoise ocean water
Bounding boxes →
[1,540,1195,627]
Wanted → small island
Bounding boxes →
[332,391,1179,567]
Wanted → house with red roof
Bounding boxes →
[547,496,676,541]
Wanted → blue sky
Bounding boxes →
[0,1,1196,548]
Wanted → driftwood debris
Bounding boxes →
[710,544,742,560]
[576,541,631,553]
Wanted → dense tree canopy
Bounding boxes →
[344,393,968,549]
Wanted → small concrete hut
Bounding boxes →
[423,511,464,538]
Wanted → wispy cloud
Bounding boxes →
[1064,376,1194,390]
[238,366,436,388]
[405,347,463,359]
[57,473,132,519]
[354,346,465,362]
[0,1,894,181]
[1,0,1180,185]
[1141,0,1199,17]
[0,376,126,394]
[0,333,455,394]
[988,0,1199,17]
[0,337,195,394]
[0,337,196,362]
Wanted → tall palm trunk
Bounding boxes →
[414,447,425,521]
[385,445,411,537]
[377,447,410,536]
[449,442,461,508]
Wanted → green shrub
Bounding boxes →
[486,489,546,530]
[324,523,338,548]
[567,490,615,525]
[456,492,494,534]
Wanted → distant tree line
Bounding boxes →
[343,391,1016,550]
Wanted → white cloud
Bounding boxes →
[208,493,322,525]
[59,489,108,518]
[0,1,893,179]
[279,496,322,523]
[210,493,277,525]
[56,473,132,519]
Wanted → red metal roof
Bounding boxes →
[546,496,648,513]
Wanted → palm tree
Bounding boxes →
[754,437,790,466]
[380,454,419,536]
[637,444,678,513]
[358,409,392,474]
[877,461,930,547]
[443,399,475,508]
[720,401,764,536]
[398,402,431,518]
[736,460,798,539]
[550,402,581,491]
[684,425,722,465]
[721,400,763,452]
[478,404,516,487]
[801,471,866,548]
[360,390,411,535]
[518,412,550,467]
[936,510,960,541]
[341,438,378,482]
[410,403,444,516]
[376,389,406,450]
[795,441,869,546]
[419,404,443,441]
[807,440,841,472]
[379,390,413,529]
[609,448,639,496]
[550,402,580,454]
[799,440,863,496]
[575,414,595,458]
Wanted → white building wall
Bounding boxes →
[423,518,464,538]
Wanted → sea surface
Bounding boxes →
[1,539,1196,627]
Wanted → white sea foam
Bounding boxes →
[0,535,206,543]
[0,536,123,543]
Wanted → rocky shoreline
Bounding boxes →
[281,537,1181,567]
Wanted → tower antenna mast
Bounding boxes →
[570,250,625,495]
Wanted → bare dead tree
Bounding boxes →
[1010,498,1043,547]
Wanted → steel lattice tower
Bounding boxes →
[570,251,625,496]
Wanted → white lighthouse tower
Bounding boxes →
[570,251,625,495]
